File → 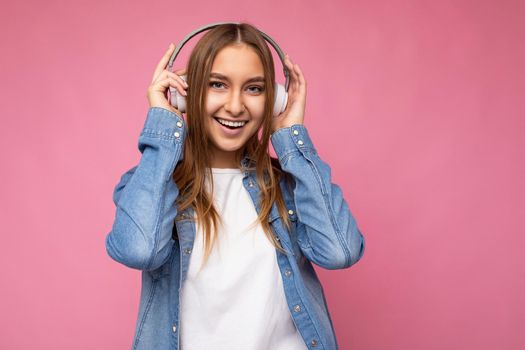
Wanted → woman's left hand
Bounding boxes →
[271,54,307,132]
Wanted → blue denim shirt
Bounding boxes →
[105,107,365,350]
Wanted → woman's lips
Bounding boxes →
[214,117,247,137]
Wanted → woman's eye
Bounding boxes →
[209,81,225,89]
[209,81,264,93]
[248,86,264,93]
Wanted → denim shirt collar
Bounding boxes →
[240,152,256,175]
[240,151,251,166]
[181,152,279,223]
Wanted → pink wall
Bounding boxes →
[1,0,523,349]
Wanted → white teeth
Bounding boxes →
[217,118,246,127]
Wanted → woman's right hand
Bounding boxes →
[147,43,188,118]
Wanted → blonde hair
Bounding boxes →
[172,22,292,268]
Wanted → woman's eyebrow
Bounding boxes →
[210,72,265,83]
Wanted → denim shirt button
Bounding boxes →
[311,339,318,347]
[297,140,303,145]
[174,131,181,138]
[293,129,299,135]
[285,269,292,277]
[172,324,177,332]
[288,209,294,215]
[293,304,301,312]
[176,121,183,128]
[184,248,192,254]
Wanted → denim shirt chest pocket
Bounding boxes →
[269,189,306,261]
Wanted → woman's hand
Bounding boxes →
[271,54,307,133]
[147,43,188,118]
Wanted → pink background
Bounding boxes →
[1,0,523,349]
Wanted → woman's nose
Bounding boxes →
[224,90,245,116]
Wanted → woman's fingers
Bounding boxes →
[147,74,187,107]
[162,77,187,96]
[174,68,187,76]
[147,44,190,116]
[151,43,176,83]
[165,70,188,87]
[284,54,295,85]
[152,69,188,88]
[284,54,300,95]
[293,62,306,95]
[281,54,307,120]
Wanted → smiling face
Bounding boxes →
[205,44,267,168]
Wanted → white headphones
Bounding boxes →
[167,22,290,117]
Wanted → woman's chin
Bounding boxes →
[209,138,244,154]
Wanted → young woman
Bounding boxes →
[106,22,365,350]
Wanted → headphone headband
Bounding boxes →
[167,21,290,91]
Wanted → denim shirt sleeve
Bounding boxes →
[270,124,365,269]
[105,107,185,271]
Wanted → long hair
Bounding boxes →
[172,22,292,268]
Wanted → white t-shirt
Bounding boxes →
[180,167,308,350]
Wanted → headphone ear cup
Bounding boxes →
[273,83,288,117]
[169,75,188,113]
